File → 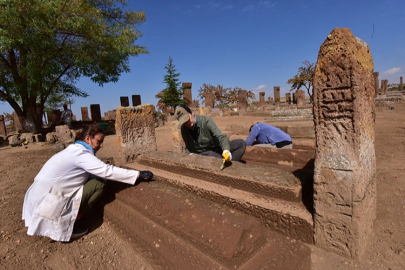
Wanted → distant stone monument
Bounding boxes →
[204,92,213,108]
[0,115,6,136]
[297,90,306,106]
[120,96,129,107]
[182,83,192,107]
[132,95,141,106]
[116,105,157,163]
[286,93,292,104]
[400,76,403,92]
[237,89,247,113]
[90,104,102,122]
[313,28,376,258]
[81,107,89,121]
[274,86,280,106]
[259,92,265,107]
[104,112,109,120]
[108,110,117,121]
[292,92,297,104]
[373,72,379,97]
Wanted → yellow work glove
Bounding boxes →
[222,150,232,162]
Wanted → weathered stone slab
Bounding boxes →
[313,28,376,258]
[238,89,247,113]
[115,105,157,163]
[171,120,185,153]
[286,93,292,104]
[81,107,89,121]
[0,115,6,136]
[373,72,379,97]
[296,89,305,106]
[266,108,313,122]
[46,110,61,126]
[182,83,192,107]
[259,92,265,107]
[132,95,141,106]
[90,104,101,122]
[120,96,129,107]
[136,151,303,203]
[55,125,74,143]
[204,92,213,108]
[130,152,314,244]
[274,86,280,106]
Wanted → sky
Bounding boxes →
[1,0,405,119]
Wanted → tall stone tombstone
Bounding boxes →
[292,92,297,104]
[81,107,89,121]
[132,95,141,106]
[259,92,265,107]
[46,110,61,126]
[286,93,292,104]
[373,72,379,97]
[90,104,102,122]
[204,92,213,108]
[399,76,403,92]
[0,115,6,136]
[182,83,193,107]
[313,28,376,258]
[274,86,280,106]
[296,89,305,106]
[104,112,109,120]
[237,89,247,113]
[116,105,157,163]
[120,96,129,107]
[381,79,388,95]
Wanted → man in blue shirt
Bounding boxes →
[245,123,293,149]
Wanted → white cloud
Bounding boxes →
[382,67,401,75]
[242,5,255,11]
[258,1,276,8]
[253,84,267,91]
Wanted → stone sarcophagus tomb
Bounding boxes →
[313,28,376,258]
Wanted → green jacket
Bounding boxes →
[181,115,230,154]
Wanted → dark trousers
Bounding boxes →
[199,139,246,161]
[78,178,105,217]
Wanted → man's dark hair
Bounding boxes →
[179,105,192,114]
[75,125,105,141]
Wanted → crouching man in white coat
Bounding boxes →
[22,125,153,242]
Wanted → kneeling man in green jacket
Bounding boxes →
[175,105,246,162]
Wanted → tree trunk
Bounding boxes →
[19,114,42,134]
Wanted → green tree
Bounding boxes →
[156,56,185,111]
[0,0,147,133]
[287,61,315,102]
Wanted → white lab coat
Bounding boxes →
[22,143,139,242]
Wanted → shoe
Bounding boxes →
[71,225,88,240]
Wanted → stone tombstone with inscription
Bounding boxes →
[274,86,280,106]
[90,104,102,122]
[292,92,297,104]
[400,76,403,91]
[313,28,376,258]
[120,96,129,107]
[373,72,379,97]
[204,92,213,108]
[237,89,247,113]
[182,83,192,107]
[132,95,141,106]
[81,107,89,121]
[259,92,265,107]
[46,110,61,126]
[115,105,157,163]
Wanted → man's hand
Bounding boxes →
[222,150,232,162]
[139,171,154,181]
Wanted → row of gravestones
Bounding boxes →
[114,28,380,260]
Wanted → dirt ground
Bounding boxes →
[0,103,404,269]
